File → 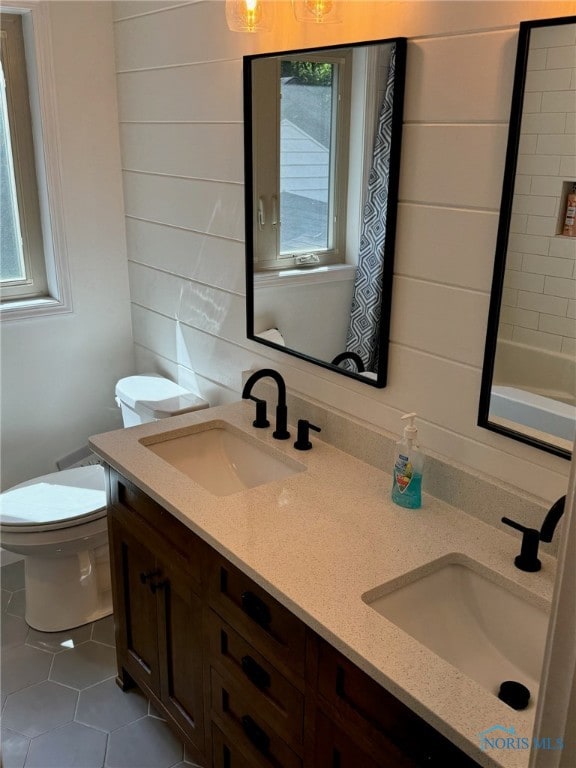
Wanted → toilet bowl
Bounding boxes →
[0,374,209,632]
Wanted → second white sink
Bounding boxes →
[142,422,304,496]
[363,555,550,706]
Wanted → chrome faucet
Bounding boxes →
[242,369,290,440]
[502,494,566,572]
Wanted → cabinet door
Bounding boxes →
[314,710,381,768]
[108,513,161,696]
[157,558,205,754]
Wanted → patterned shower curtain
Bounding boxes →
[344,44,396,373]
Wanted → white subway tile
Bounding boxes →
[536,133,576,156]
[527,47,546,70]
[521,112,567,135]
[549,237,576,259]
[517,290,568,316]
[523,253,574,277]
[506,252,524,271]
[512,326,563,352]
[502,287,517,307]
[544,275,576,299]
[500,305,539,329]
[561,337,576,356]
[526,216,557,236]
[508,232,550,256]
[523,92,543,113]
[510,213,528,234]
[514,175,532,195]
[530,176,565,197]
[512,194,557,217]
[525,67,572,92]
[546,45,576,70]
[559,155,576,176]
[504,269,545,292]
[516,153,560,176]
[530,24,576,49]
[539,313,576,338]
[541,89,576,113]
[518,133,537,155]
[567,299,576,319]
[498,323,513,340]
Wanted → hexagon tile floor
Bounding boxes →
[1,560,203,768]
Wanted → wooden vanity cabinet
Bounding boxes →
[106,469,480,768]
[107,471,206,762]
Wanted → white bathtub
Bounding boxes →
[491,340,576,445]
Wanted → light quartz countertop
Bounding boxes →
[89,401,556,768]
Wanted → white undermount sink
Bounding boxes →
[141,421,304,496]
[363,555,550,706]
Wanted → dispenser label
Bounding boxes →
[394,454,413,493]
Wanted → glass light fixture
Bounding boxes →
[291,0,341,23]
[225,0,273,32]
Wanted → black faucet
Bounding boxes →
[502,495,566,572]
[330,351,365,373]
[242,369,290,440]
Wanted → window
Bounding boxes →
[250,50,351,270]
[0,13,47,302]
[0,7,71,319]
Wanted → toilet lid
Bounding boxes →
[0,465,107,531]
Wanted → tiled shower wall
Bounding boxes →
[501,23,576,355]
[112,0,573,501]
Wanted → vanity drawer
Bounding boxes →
[211,724,253,768]
[314,709,382,768]
[317,640,480,767]
[109,470,204,588]
[208,552,306,679]
[207,610,304,748]
[211,668,302,768]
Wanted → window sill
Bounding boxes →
[254,263,355,289]
[0,295,72,321]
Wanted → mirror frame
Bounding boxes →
[243,38,407,388]
[478,15,575,460]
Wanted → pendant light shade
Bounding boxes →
[225,0,273,32]
[291,0,341,23]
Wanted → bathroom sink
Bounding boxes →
[362,556,550,705]
[141,422,304,496]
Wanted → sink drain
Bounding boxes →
[498,680,531,710]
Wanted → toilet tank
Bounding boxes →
[115,374,209,427]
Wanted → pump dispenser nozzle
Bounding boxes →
[401,412,418,443]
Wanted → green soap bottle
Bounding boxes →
[391,413,424,509]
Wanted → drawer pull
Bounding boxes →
[139,569,161,584]
[241,591,271,629]
[150,579,168,594]
[332,749,341,768]
[241,714,270,755]
[241,655,271,690]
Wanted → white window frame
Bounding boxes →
[250,50,352,271]
[0,3,71,320]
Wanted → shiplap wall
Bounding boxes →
[113,0,575,503]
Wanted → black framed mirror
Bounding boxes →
[244,37,407,388]
[479,16,576,459]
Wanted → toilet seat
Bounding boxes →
[0,465,107,533]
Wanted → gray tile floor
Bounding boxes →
[1,561,202,768]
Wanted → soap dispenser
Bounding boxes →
[391,412,424,509]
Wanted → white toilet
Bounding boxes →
[0,374,209,632]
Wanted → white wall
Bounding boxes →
[113,0,574,504]
[0,1,134,490]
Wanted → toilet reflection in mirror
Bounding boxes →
[479,16,576,459]
[245,37,407,388]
